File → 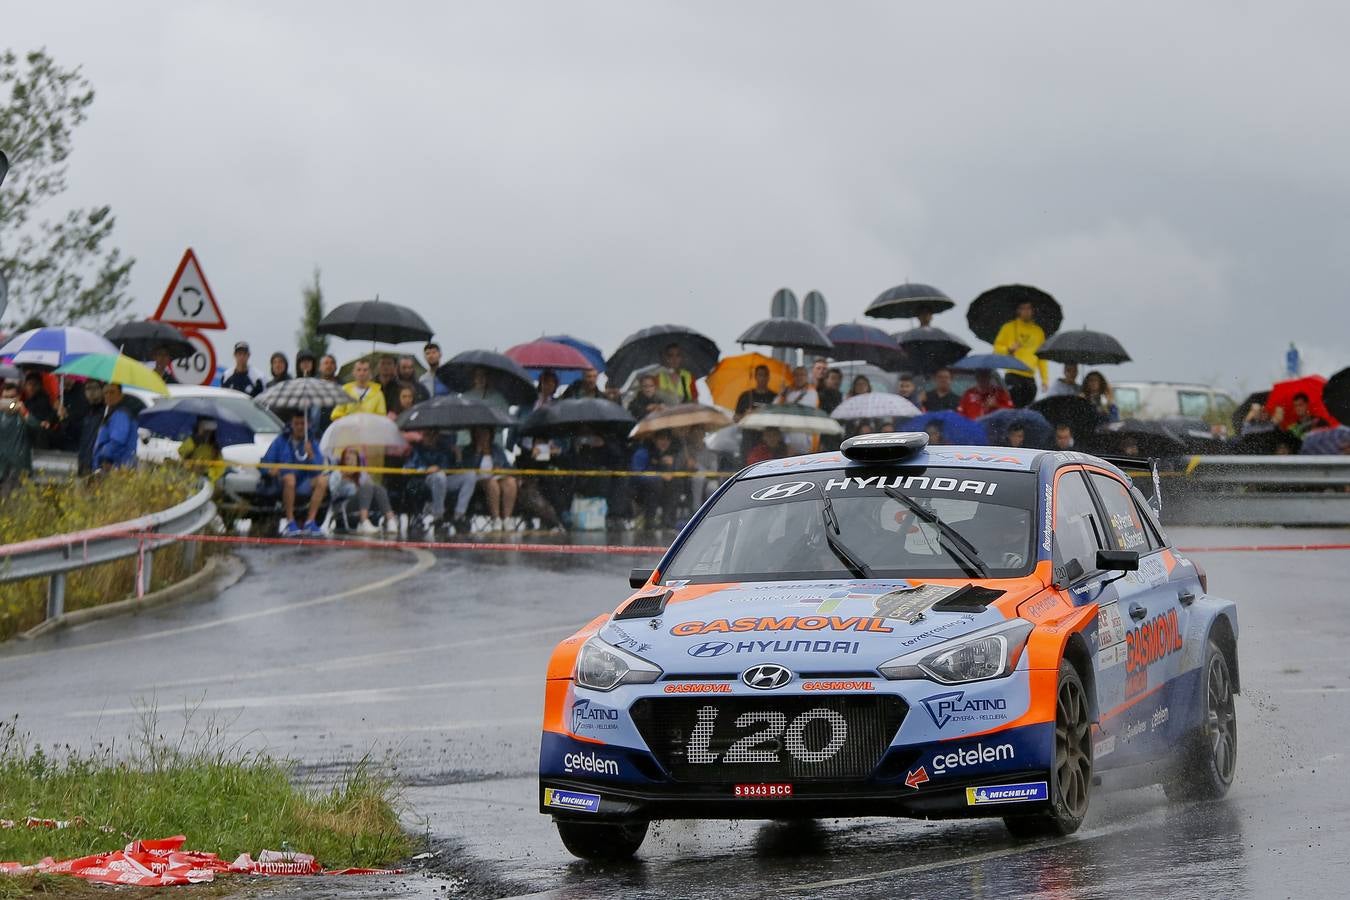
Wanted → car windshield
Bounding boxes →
[663,467,1038,583]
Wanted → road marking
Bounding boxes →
[66,675,537,717]
[0,549,437,662]
[147,622,580,690]
[1272,687,1350,694]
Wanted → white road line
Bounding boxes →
[147,622,579,690]
[0,548,437,661]
[1272,687,1350,694]
[66,675,537,717]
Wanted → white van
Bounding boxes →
[1113,381,1237,424]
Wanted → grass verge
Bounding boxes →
[0,713,416,888]
[0,466,207,641]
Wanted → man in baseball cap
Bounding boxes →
[223,342,264,397]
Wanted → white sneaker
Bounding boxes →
[421,513,436,532]
[385,517,401,535]
[356,519,379,536]
[492,517,505,532]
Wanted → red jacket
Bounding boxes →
[958,385,1012,420]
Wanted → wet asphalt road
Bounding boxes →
[2,527,1349,898]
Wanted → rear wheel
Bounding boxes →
[555,819,648,861]
[1005,659,1092,838]
[1165,640,1237,801]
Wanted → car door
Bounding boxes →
[1051,468,1130,767]
[1086,470,1184,761]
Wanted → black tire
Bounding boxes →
[1165,640,1237,801]
[1004,659,1092,838]
[555,819,648,861]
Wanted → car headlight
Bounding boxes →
[575,637,663,692]
[878,619,1035,684]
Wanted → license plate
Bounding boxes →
[734,783,793,798]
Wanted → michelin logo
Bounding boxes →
[543,788,601,813]
[564,750,620,777]
[965,781,1049,806]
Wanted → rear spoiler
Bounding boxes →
[1092,454,1163,517]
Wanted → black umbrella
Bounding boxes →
[104,320,194,360]
[396,394,514,430]
[826,323,907,370]
[967,284,1063,344]
[317,299,433,344]
[865,283,956,320]
[1231,429,1301,455]
[893,326,970,374]
[737,318,834,355]
[1036,327,1131,365]
[519,398,634,437]
[437,349,536,406]
[1029,395,1099,440]
[1325,367,1350,425]
[0,149,8,187]
[605,324,720,386]
[1090,419,1188,457]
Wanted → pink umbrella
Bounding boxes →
[505,339,593,372]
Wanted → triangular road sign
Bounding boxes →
[152,248,226,330]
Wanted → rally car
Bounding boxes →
[539,433,1239,860]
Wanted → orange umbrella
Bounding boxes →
[706,352,792,411]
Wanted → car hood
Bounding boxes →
[596,579,1015,674]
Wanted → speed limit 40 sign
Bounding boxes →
[175,329,218,387]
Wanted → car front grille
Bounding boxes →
[629,695,906,783]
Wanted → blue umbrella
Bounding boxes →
[0,326,118,367]
[978,408,1054,449]
[905,410,988,446]
[138,397,257,447]
[1299,426,1350,455]
[950,353,1033,374]
[542,335,606,372]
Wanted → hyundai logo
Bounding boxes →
[688,641,733,658]
[742,663,793,690]
[748,481,816,502]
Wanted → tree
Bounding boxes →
[0,49,134,330]
[296,268,328,358]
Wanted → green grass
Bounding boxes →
[0,466,207,641]
[0,713,416,881]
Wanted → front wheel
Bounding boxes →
[555,819,648,861]
[1165,640,1237,801]
[1005,659,1092,838]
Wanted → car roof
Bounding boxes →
[740,445,1135,483]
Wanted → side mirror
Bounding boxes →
[1096,549,1140,572]
[629,568,654,589]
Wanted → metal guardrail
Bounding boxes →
[0,480,216,625]
[1159,455,1350,526]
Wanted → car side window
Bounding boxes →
[1178,391,1210,418]
[1054,470,1106,572]
[1090,473,1153,552]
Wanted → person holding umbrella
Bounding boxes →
[921,367,960,412]
[178,418,225,484]
[657,344,698,403]
[261,409,329,536]
[0,380,41,490]
[295,350,317,379]
[92,382,139,470]
[420,342,450,397]
[992,300,1050,405]
[746,426,789,465]
[151,345,180,385]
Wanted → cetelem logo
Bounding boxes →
[930,742,1014,775]
[749,481,816,501]
[563,750,620,777]
[965,781,1048,806]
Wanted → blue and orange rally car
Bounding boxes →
[539,433,1239,860]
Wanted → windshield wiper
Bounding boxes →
[882,486,991,579]
[817,491,873,579]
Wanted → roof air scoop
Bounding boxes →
[840,432,929,463]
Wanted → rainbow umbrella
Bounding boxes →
[55,353,169,395]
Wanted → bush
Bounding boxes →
[0,467,206,641]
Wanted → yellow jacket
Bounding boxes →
[993,320,1049,384]
[179,436,226,483]
[330,381,386,420]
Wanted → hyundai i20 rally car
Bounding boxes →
[539,433,1239,860]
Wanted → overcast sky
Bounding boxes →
[8,1,1349,393]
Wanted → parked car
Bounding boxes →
[1113,381,1236,425]
[128,385,283,499]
